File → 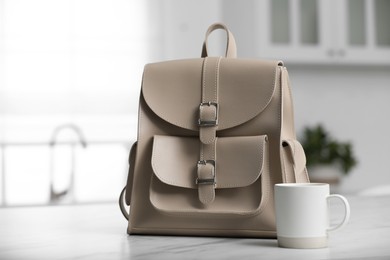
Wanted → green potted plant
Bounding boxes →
[300,124,357,185]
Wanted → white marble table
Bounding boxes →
[0,195,389,260]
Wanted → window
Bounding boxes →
[0,0,149,205]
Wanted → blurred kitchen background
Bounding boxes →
[0,0,389,206]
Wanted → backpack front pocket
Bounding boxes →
[149,135,269,217]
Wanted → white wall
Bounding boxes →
[289,65,390,193]
[151,0,222,61]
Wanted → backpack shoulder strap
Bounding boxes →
[119,186,129,220]
[119,141,137,220]
[282,139,310,183]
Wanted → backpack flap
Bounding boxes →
[142,58,280,131]
[150,135,269,217]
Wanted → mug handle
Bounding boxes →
[327,194,351,232]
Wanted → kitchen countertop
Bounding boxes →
[0,195,389,260]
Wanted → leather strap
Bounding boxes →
[197,139,217,205]
[201,23,237,58]
[279,66,309,183]
[280,67,296,139]
[197,57,221,205]
[199,57,221,144]
[119,186,129,220]
[119,141,138,221]
[125,142,137,205]
[282,139,310,183]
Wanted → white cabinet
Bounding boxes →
[255,0,390,65]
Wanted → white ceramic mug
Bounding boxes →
[274,183,350,249]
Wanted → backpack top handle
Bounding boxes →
[201,23,237,58]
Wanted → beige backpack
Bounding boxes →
[119,23,309,238]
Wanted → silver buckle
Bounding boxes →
[198,102,218,126]
[196,160,216,185]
